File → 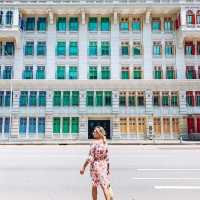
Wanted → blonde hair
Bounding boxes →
[95,126,107,144]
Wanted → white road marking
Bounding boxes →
[137,168,200,171]
[133,177,200,180]
[154,186,200,190]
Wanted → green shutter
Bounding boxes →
[166,70,174,79]
[119,95,126,106]
[69,17,79,31]
[89,66,97,79]
[121,71,129,79]
[104,91,112,106]
[154,70,162,79]
[69,41,78,56]
[96,91,103,106]
[56,41,66,56]
[86,91,94,106]
[128,96,136,106]
[162,96,169,106]
[38,91,46,106]
[53,117,60,134]
[56,17,66,32]
[72,91,79,106]
[53,91,61,106]
[133,70,142,79]
[63,91,70,106]
[171,96,178,106]
[71,117,79,134]
[101,17,110,31]
[88,17,98,31]
[56,66,66,79]
[63,117,70,134]
[101,66,110,79]
[69,66,78,79]
[29,91,37,106]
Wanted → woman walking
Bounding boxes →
[80,126,113,200]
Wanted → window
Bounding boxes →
[88,17,98,31]
[4,117,10,134]
[38,91,46,106]
[37,41,46,56]
[120,18,129,31]
[4,42,14,56]
[20,91,28,107]
[0,118,2,134]
[196,10,200,24]
[56,41,66,56]
[104,91,112,106]
[120,118,127,133]
[3,66,12,79]
[154,66,162,79]
[153,92,160,106]
[138,117,146,134]
[187,117,195,133]
[101,41,110,56]
[121,67,129,79]
[186,10,195,25]
[0,11,3,25]
[23,66,33,79]
[29,117,36,134]
[36,66,45,79]
[86,91,94,106]
[101,66,110,79]
[53,117,61,134]
[171,92,178,106]
[121,42,129,56]
[129,117,137,133]
[71,117,79,134]
[56,17,66,32]
[133,67,142,79]
[38,117,45,134]
[53,91,61,106]
[132,18,141,31]
[137,92,144,106]
[25,41,34,56]
[119,92,126,106]
[29,91,37,106]
[6,11,13,25]
[88,41,97,56]
[71,91,79,106]
[195,91,200,106]
[186,91,194,106]
[185,41,195,55]
[165,41,174,56]
[69,66,78,79]
[96,91,103,106]
[69,17,79,31]
[0,91,4,106]
[172,118,180,134]
[152,18,161,31]
[63,117,70,134]
[186,66,196,79]
[198,66,200,79]
[0,42,2,56]
[166,66,176,79]
[162,92,169,106]
[37,17,47,31]
[133,42,141,56]
[128,92,136,106]
[101,17,110,31]
[69,41,78,56]
[25,17,35,31]
[164,18,173,32]
[88,66,97,79]
[19,117,27,135]
[153,42,162,56]
[63,91,70,106]
[56,66,66,79]
[4,91,11,107]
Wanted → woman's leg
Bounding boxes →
[92,185,97,200]
[100,184,110,200]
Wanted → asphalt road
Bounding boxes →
[0,145,200,200]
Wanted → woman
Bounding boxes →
[80,126,112,200]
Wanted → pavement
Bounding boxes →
[0,145,200,200]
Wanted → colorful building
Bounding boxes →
[0,0,200,141]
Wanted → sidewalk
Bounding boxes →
[0,138,200,145]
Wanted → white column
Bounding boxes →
[143,9,152,79]
[14,45,23,79]
[11,114,19,138]
[112,90,119,114]
[111,11,120,80]
[112,116,121,139]
[13,9,19,27]
[79,11,87,80]
[46,11,56,79]
[145,89,153,114]
[79,89,86,114]
[179,90,187,114]
[79,116,88,139]
[176,42,185,79]
[180,7,186,27]
[45,114,52,138]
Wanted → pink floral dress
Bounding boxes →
[88,141,110,189]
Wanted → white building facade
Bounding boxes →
[0,0,200,141]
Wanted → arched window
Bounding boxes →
[186,10,195,25]
[196,10,200,24]
[6,11,13,25]
[0,11,3,25]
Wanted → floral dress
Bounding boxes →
[88,141,110,189]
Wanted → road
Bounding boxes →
[0,145,200,200]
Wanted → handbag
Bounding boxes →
[108,184,114,200]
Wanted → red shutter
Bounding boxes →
[192,14,195,24]
[187,117,195,134]
[192,44,195,55]
[179,13,181,26]
[197,118,200,133]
